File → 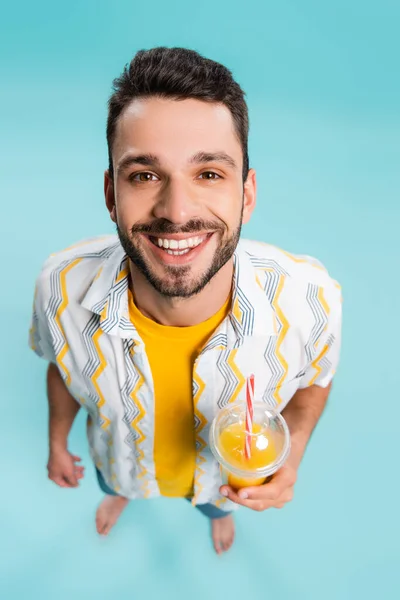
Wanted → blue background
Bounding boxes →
[1,1,399,598]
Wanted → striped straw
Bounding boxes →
[245,374,255,459]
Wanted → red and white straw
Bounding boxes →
[245,374,255,459]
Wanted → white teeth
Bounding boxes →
[188,236,204,248]
[165,249,190,256]
[155,236,206,250]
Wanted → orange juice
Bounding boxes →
[209,402,291,493]
[218,422,278,489]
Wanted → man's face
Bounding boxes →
[105,97,256,298]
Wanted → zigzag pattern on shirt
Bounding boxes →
[201,333,228,353]
[93,260,129,333]
[230,258,256,337]
[305,284,330,363]
[80,313,111,431]
[308,333,335,386]
[122,339,151,496]
[259,272,290,404]
[192,364,207,504]
[216,349,246,409]
[247,254,290,277]
[121,340,141,449]
[231,287,255,337]
[46,258,83,385]
[262,336,282,408]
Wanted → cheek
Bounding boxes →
[207,190,243,225]
[115,190,151,227]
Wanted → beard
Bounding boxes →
[117,216,242,298]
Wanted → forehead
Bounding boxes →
[113,97,242,166]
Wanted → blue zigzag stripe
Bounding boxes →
[201,333,228,353]
[305,284,328,362]
[235,287,255,336]
[247,254,289,277]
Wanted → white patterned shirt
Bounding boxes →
[29,236,342,510]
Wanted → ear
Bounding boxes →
[104,170,117,223]
[242,168,256,225]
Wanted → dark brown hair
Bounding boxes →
[107,47,249,181]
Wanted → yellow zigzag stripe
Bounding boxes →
[271,275,289,404]
[193,367,207,439]
[232,297,243,324]
[55,259,82,386]
[318,287,330,318]
[227,349,245,405]
[256,268,280,334]
[281,249,325,271]
[116,266,129,283]
[129,354,150,496]
[91,328,110,431]
[308,287,332,385]
[192,366,207,504]
[309,343,329,386]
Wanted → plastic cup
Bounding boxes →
[209,402,291,490]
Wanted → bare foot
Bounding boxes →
[211,515,235,554]
[95,495,129,536]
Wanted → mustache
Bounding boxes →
[130,219,223,236]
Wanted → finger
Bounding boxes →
[237,468,296,501]
[75,466,85,474]
[220,486,272,511]
[72,455,82,463]
[236,482,284,503]
[51,476,71,488]
[64,472,79,487]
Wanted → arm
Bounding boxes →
[221,279,342,510]
[281,382,332,471]
[47,363,81,452]
[29,271,85,488]
[46,363,85,488]
[221,383,333,510]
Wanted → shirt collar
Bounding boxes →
[81,240,278,341]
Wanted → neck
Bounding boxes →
[128,260,234,327]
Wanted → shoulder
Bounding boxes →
[35,235,120,297]
[239,239,342,315]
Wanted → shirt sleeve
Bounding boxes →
[298,282,342,389]
[28,271,56,363]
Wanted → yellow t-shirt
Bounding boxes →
[128,291,231,498]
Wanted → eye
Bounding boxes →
[130,172,159,183]
[198,171,222,181]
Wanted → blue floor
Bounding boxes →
[1,2,399,598]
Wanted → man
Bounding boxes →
[29,47,342,555]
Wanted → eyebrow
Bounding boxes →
[117,153,161,173]
[189,151,237,170]
[116,151,237,173]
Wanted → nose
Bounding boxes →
[152,178,199,224]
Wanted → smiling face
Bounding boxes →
[105,97,256,298]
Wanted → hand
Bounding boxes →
[220,462,297,512]
[47,449,85,488]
